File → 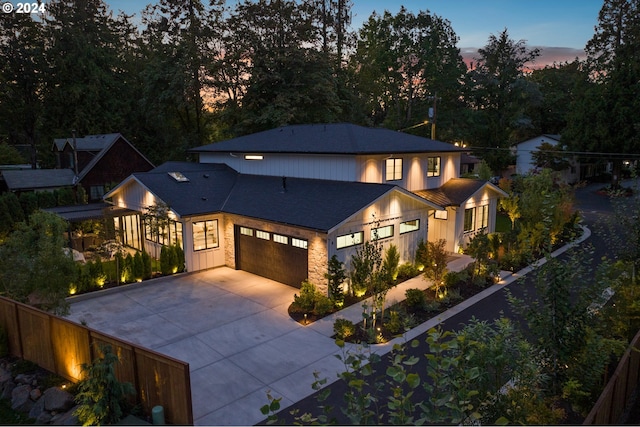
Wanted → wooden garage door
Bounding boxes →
[234,225,309,288]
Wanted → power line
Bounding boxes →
[469,145,640,159]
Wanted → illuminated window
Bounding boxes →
[427,157,441,177]
[273,234,288,244]
[464,208,475,232]
[245,154,264,160]
[193,220,219,251]
[256,230,270,240]
[477,205,489,230]
[292,238,308,249]
[371,225,394,240]
[434,210,448,220]
[385,158,402,181]
[240,227,253,236]
[337,231,363,249]
[399,219,420,234]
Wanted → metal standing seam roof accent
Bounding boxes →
[189,123,464,155]
[413,178,504,207]
[109,162,435,232]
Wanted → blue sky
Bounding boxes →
[107,0,603,63]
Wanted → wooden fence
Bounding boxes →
[0,296,193,425]
[583,329,640,424]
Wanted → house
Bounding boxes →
[104,124,506,291]
[52,133,155,201]
[104,162,440,291]
[513,135,580,184]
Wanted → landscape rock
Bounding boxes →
[51,405,79,425]
[0,379,16,400]
[30,387,42,400]
[0,366,12,384]
[11,384,34,412]
[36,411,53,425]
[14,373,35,385]
[43,386,75,412]
[29,395,46,419]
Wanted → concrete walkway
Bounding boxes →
[64,228,589,426]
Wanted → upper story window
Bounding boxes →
[337,231,363,249]
[371,225,394,241]
[427,156,441,177]
[385,158,402,181]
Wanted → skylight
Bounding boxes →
[168,171,189,182]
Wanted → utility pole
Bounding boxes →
[428,91,439,140]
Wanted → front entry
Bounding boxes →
[234,225,308,288]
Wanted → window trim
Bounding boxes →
[427,156,441,177]
[371,225,394,241]
[464,208,475,233]
[385,158,403,181]
[192,219,219,251]
[337,231,364,249]
[399,219,420,234]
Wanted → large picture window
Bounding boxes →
[337,231,363,249]
[464,205,489,233]
[193,220,219,251]
[145,219,182,248]
[385,158,403,181]
[427,156,441,177]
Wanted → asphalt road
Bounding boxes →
[265,180,627,425]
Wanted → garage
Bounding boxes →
[234,225,309,288]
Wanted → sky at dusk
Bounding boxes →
[106,0,605,67]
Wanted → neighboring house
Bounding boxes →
[105,162,440,290]
[513,134,580,184]
[1,168,75,193]
[52,133,155,201]
[104,124,506,291]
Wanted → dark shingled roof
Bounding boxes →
[190,123,463,155]
[2,169,75,191]
[121,162,411,231]
[414,178,495,207]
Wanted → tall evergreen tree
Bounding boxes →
[466,29,541,173]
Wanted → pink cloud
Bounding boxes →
[461,46,587,70]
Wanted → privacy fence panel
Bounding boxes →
[0,296,193,425]
[584,329,640,424]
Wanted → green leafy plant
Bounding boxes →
[404,288,426,311]
[325,255,346,307]
[333,318,355,339]
[74,344,136,426]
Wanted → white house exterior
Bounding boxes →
[514,134,580,184]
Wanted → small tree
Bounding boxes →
[74,344,136,426]
[325,255,346,307]
[423,239,448,295]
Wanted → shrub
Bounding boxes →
[132,252,144,281]
[333,318,355,339]
[123,253,134,283]
[314,295,334,316]
[141,251,153,279]
[386,310,403,335]
[325,255,346,307]
[444,269,470,288]
[292,281,334,316]
[174,244,185,273]
[160,245,172,275]
[396,263,420,283]
[405,288,426,310]
[74,345,135,426]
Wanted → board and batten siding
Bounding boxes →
[356,152,462,191]
[182,214,226,272]
[427,206,458,253]
[328,190,431,272]
[198,153,357,181]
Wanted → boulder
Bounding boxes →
[14,373,35,385]
[11,384,34,412]
[0,366,12,384]
[0,379,16,400]
[51,405,80,425]
[30,387,42,400]
[43,386,75,412]
[36,411,53,425]
[28,395,46,419]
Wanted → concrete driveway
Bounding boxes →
[65,267,347,426]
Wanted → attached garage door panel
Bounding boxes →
[235,226,308,288]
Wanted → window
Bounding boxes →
[372,225,394,240]
[477,204,489,230]
[168,171,189,182]
[434,210,448,220]
[400,219,420,234]
[427,156,441,177]
[385,158,402,181]
[145,219,182,248]
[464,205,489,233]
[292,238,308,249]
[240,226,253,236]
[256,230,270,240]
[89,185,105,200]
[464,208,475,232]
[193,220,219,251]
[337,231,363,249]
[273,234,288,244]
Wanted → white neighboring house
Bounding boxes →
[514,134,580,184]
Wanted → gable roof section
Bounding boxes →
[514,134,561,148]
[2,169,74,191]
[414,178,507,207]
[190,123,463,155]
[107,162,437,232]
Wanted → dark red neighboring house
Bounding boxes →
[52,133,154,201]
